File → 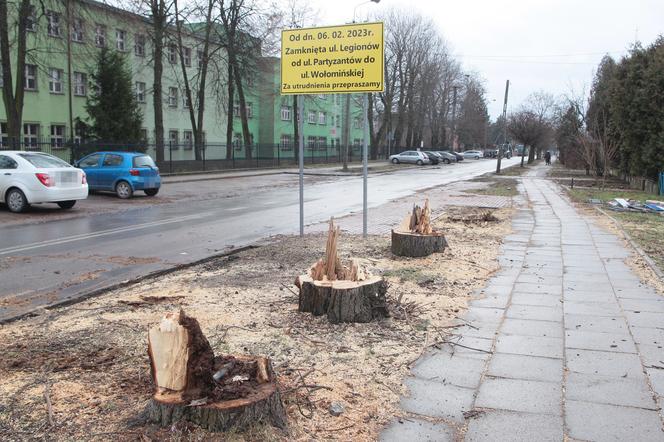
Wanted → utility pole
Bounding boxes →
[496,79,509,174]
[451,85,458,151]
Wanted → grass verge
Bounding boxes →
[465,177,519,197]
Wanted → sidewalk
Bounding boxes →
[381,168,664,441]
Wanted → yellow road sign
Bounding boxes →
[281,22,384,95]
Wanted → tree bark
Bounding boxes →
[297,276,389,324]
[391,230,448,257]
[225,61,234,159]
[151,0,167,162]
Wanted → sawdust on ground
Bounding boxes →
[0,207,513,441]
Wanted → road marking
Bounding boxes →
[0,213,204,256]
[227,206,247,211]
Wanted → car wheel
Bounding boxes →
[416,159,423,165]
[6,188,29,213]
[391,158,399,164]
[144,188,159,197]
[115,181,133,199]
[57,200,76,209]
[443,158,450,164]
[475,156,480,160]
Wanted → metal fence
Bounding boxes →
[0,139,379,173]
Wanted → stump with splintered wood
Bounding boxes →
[391,199,448,257]
[296,218,388,324]
[146,310,286,432]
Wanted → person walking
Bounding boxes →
[545,150,552,165]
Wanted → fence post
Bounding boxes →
[203,144,206,171]
[169,141,173,174]
[277,144,280,166]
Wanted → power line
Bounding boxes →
[457,50,628,58]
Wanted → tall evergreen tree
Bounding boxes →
[86,48,143,143]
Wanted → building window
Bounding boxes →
[135,81,146,103]
[168,44,177,64]
[168,130,178,146]
[73,72,87,96]
[134,34,145,57]
[23,124,39,148]
[139,128,148,143]
[47,11,61,37]
[71,18,84,42]
[307,136,316,150]
[308,110,316,124]
[353,138,361,147]
[280,134,292,149]
[183,94,191,109]
[317,94,326,100]
[280,106,291,121]
[318,136,327,149]
[197,50,205,68]
[116,29,126,51]
[25,64,37,91]
[335,115,340,128]
[48,68,63,94]
[183,130,193,149]
[246,102,253,118]
[353,118,361,129]
[182,47,191,66]
[168,87,178,107]
[318,111,326,125]
[26,6,36,32]
[50,125,65,148]
[233,102,240,115]
[0,122,8,147]
[95,24,106,47]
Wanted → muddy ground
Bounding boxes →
[0,206,513,441]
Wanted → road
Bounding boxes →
[0,157,521,321]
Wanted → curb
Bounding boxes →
[595,206,664,282]
[0,245,258,325]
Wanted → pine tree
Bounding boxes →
[86,48,143,144]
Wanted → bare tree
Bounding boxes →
[148,0,172,162]
[509,109,549,168]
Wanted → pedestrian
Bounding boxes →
[545,151,551,166]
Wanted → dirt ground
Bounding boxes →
[0,206,513,441]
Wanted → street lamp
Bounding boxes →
[353,0,380,23]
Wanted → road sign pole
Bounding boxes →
[496,79,509,174]
[298,94,304,236]
[363,93,368,238]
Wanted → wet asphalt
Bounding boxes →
[0,157,521,321]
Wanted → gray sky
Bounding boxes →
[306,0,664,120]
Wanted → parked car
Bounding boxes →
[433,151,457,164]
[463,150,484,160]
[388,150,430,165]
[440,150,464,162]
[0,151,88,213]
[424,151,441,165]
[75,151,161,199]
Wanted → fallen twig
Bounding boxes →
[43,382,55,427]
[321,423,356,432]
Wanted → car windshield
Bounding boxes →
[133,155,156,168]
[18,153,71,168]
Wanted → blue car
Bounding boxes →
[75,152,161,199]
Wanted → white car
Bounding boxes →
[0,151,88,213]
[463,150,484,160]
[389,150,430,165]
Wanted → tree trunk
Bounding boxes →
[391,230,448,257]
[151,0,166,162]
[297,276,389,324]
[233,63,252,159]
[225,62,234,159]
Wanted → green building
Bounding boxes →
[0,0,365,163]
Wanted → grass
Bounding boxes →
[497,159,543,176]
[466,178,520,197]
[568,187,660,204]
[612,212,664,270]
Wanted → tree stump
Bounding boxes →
[391,198,448,257]
[297,275,389,323]
[147,310,286,432]
[391,230,448,257]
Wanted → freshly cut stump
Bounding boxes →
[298,275,389,323]
[147,311,286,432]
[391,230,448,257]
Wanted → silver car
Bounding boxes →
[389,150,430,165]
[463,150,484,160]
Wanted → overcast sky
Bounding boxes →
[303,0,664,120]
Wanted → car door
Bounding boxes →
[77,153,103,189]
[0,154,19,198]
[98,154,125,189]
[404,151,416,164]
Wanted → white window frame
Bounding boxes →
[25,64,37,91]
[318,111,326,125]
[246,102,253,118]
[50,124,65,148]
[47,11,61,37]
[48,68,63,94]
[168,130,179,146]
[116,29,126,51]
[280,106,291,121]
[197,50,204,68]
[307,136,316,149]
[308,110,316,124]
[71,18,84,42]
[135,81,146,103]
[182,47,191,67]
[95,24,106,47]
[183,94,191,109]
[0,122,8,147]
[134,34,145,57]
[26,6,36,32]
[183,130,193,149]
[280,134,292,148]
[233,102,240,115]
[73,72,87,96]
[168,44,177,64]
[354,118,361,129]
[168,87,178,107]
[23,123,39,148]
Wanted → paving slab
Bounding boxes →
[487,353,563,383]
[411,352,486,389]
[564,314,629,334]
[506,304,562,322]
[500,318,563,338]
[380,418,456,442]
[400,377,475,422]
[565,400,664,442]
[566,349,646,379]
[565,329,637,353]
[495,334,563,359]
[475,377,561,415]
[465,410,563,442]
[565,372,658,409]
